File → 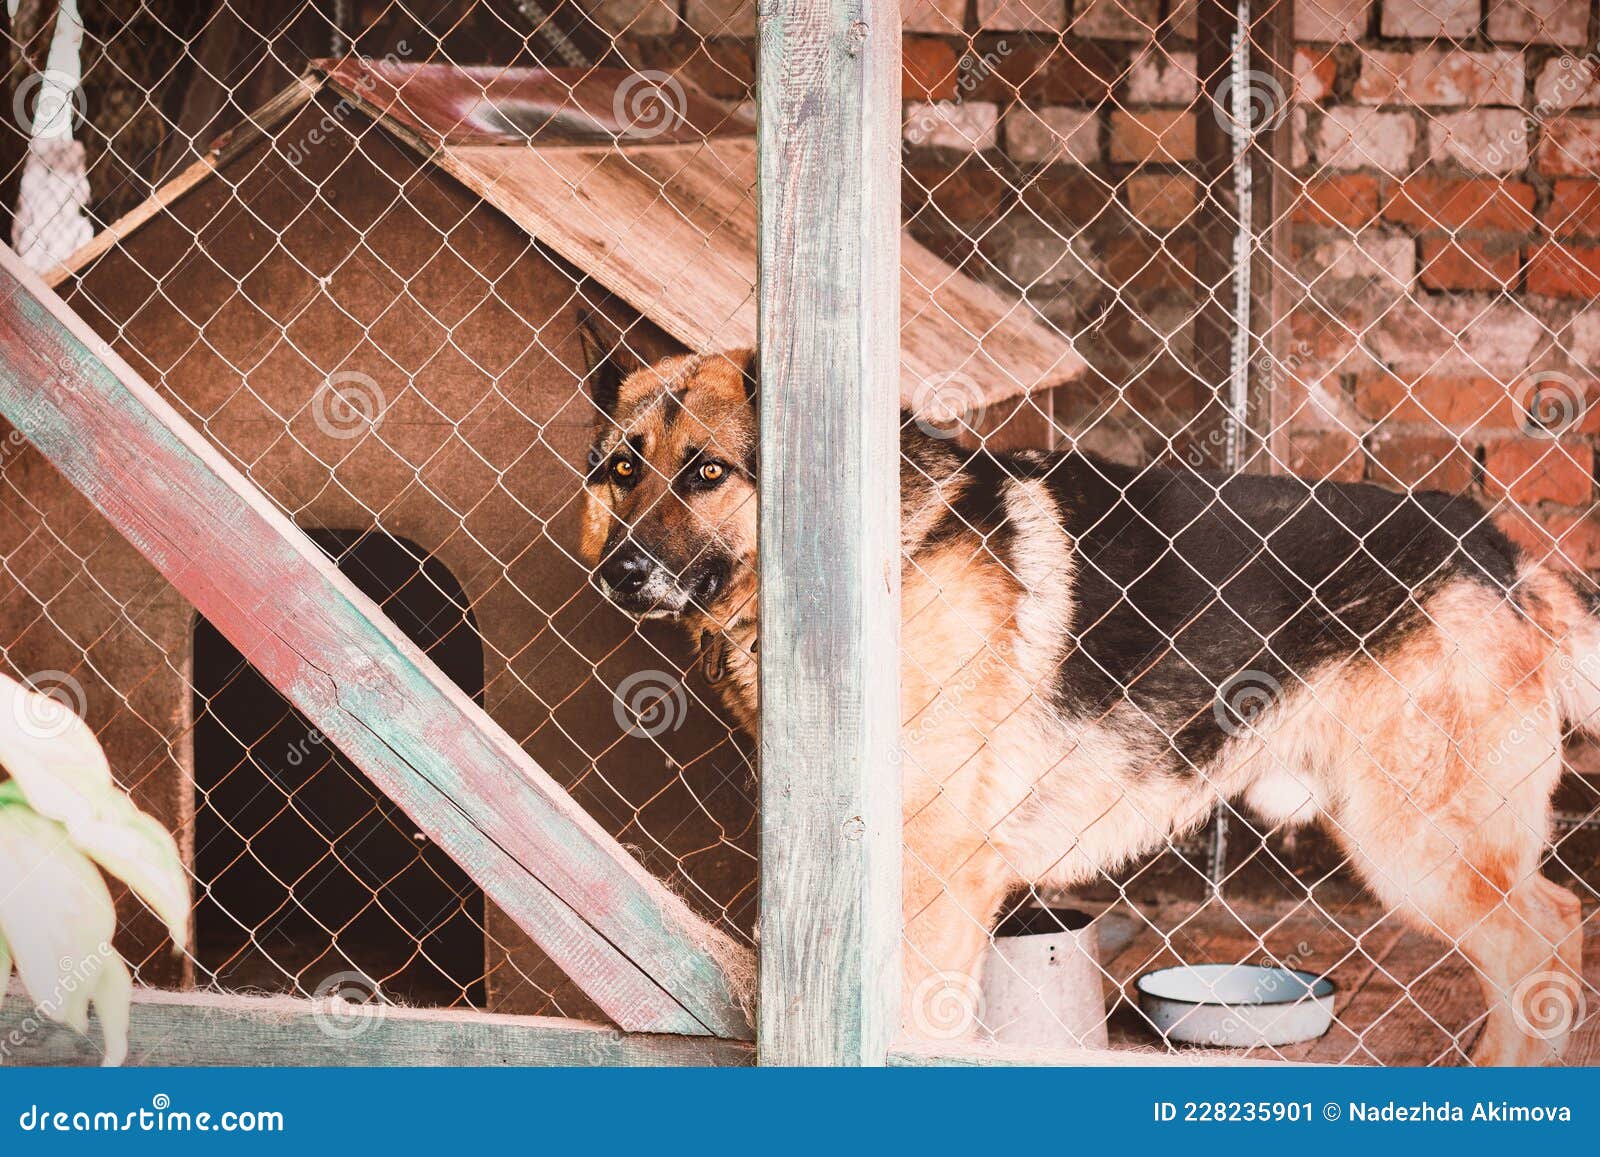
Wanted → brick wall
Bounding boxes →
[595,0,1600,573]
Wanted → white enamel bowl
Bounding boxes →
[1135,963,1336,1047]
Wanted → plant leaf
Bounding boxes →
[0,674,187,950]
[67,803,188,950]
[0,672,112,826]
[0,805,115,1034]
[91,952,131,1067]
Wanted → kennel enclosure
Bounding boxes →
[1,0,1600,1066]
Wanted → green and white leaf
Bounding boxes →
[0,804,115,1035]
[0,672,187,949]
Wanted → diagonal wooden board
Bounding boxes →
[0,243,751,1039]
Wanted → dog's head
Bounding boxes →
[577,321,758,632]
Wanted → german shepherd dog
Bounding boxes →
[578,341,1596,1064]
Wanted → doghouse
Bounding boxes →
[3,59,1080,1018]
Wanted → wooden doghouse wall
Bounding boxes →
[27,90,757,1017]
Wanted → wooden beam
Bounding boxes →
[0,988,752,1066]
[888,1038,1307,1067]
[0,244,751,1040]
[756,0,903,1064]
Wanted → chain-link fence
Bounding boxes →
[0,0,775,1026]
[1,0,1598,1065]
[893,0,1600,1066]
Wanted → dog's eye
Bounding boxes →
[697,461,726,484]
[611,457,636,481]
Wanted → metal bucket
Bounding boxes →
[981,906,1108,1050]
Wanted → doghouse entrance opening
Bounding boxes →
[192,529,487,1007]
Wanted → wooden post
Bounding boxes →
[1252,0,1297,474]
[756,0,903,1064]
[1189,0,1239,472]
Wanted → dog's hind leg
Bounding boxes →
[1328,727,1580,1066]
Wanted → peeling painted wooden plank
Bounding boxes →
[888,1038,1308,1067]
[756,0,903,1064]
[0,244,751,1040]
[0,988,752,1066]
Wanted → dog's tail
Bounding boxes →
[1527,561,1600,735]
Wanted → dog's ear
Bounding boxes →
[735,348,758,407]
[576,309,640,418]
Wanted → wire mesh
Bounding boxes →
[893,0,1600,1066]
[0,0,1595,1066]
[0,0,763,1028]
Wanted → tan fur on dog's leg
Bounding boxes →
[1328,737,1578,1065]
[900,838,1012,1041]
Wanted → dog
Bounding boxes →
[578,339,1595,1064]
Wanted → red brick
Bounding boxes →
[1020,169,1114,230]
[1291,173,1381,227]
[1419,235,1521,292]
[1490,0,1587,47]
[967,37,1118,105]
[1543,179,1600,237]
[1104,235,1198,291]
[1382,0,1475,37]
[1542,510,1600,572]
[1483,438,1595,506]
[1495,506,1552,558]
[1515,371,1600,436]
[1497,506,1600,572]
[1353,48,1524,107]
[1125,173,1197,230]
[1287,429,1364,482]
[1109,109,1196,164]
[903,38,960,101]
[1369,434,1476,492]
[1354,372,1520,430]
[1296,0,1370,41]
[1381,176,1537,232]
[1294,46,1337,103]
[904,158,1010,225]
[1287,304,1368,370]
[1538,116,1600,177]
[1527,241,1600,297]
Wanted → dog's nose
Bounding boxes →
[601,546,652,596]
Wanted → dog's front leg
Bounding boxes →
[899,835,1013,1042]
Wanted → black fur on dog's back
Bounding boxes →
[903,425,1527,772]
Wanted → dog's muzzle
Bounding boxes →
[598,542,727,617]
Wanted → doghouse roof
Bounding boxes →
[48,60,1084,410]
